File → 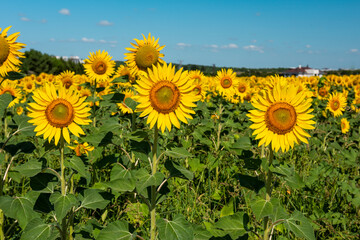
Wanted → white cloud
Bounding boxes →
[108,40,118,44]
[41,19,47,23]
[221,43,239,49]
[99,39,107,43]
[81,37,95,43]
[21,17,30,22]
[177,43,191,48]
[306,44,311,48]
[59,8,70,15]
[243,45,264,53]
[98,20,113,26]
[350,49,358,53]
[50,38,56,42]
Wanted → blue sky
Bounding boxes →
[2,0,360,69]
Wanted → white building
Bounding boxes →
[283,65,322,77]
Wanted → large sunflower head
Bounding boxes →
[215,68,237,97]
[27,83,92,145]
[84,50,116,82]
[326,91,347,117]
[247,78,316,152]
[0,26,26,77]
[134,62,198,133]
[124,33,165,77]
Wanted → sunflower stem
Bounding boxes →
[150,127,159,240]
[263,147,274,240]
[59,135,68,240]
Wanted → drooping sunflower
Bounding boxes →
[67,140,94,156]
[113,64,137,85]
[326,92,347,117]
[215,68,237,97]
[84,50,116,82]
[0,79,22,108]
[124,33,165,76]
[134,62,198,133]
[116,89,135,114]
[0,26,26,77]
[247,80,316,152]
[340,118,350,134]
[27,83,92,145]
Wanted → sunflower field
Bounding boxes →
[0,27,360,240]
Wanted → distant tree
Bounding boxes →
[20,49,84,75]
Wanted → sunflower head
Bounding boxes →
[0,26,26,77]
[215,68,237,97]
[27,83,92,145]
[326,92,347,117]
[134,62,198,133]
[124,33,165,76]
[84,50,116,82]
[247,78,315,152]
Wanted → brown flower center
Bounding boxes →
[331,100,340,110]
[0,36,10,65]
[150,81,180,114]
[92,60,107,75]
[220,77,232,89]
[265,102,297,135]
[238,84,246,93]
[135,45,159,70]
[45,99,74,128]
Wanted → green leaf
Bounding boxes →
[157,215,194,240]
[80,189,110,210]
[110,165,133,180]
[30,173,58,193]
[220,199,234,217]
[205,212,248,238]
[165,159,194,180]
[65,156,91,183]
[165,147,193,158]
[0,192,40,229]
[0,94,12,114]
[3,71,26,80]
[193,224,212,240]
[230,136,251,151]
[124,97,138,111]
[96,220,134,240]
[234,173,264,193]
[13,114,36,136]
[135,169,165,194]
[101,178,135,193]
[250,198,273,219]
[50,193,79,222]
[21,218,53,240]
[270,164,305,190]
[283,211,315,240]
[14,159,42,177]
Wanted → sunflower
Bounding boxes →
[134,62,198,133]
[235,78,251,103]
[0,26,26,77]
[116,89,135,114]
[27,83,92,145]
[84,50,115,82]
[326,92,347,117]
[124,33,165,76]
[21,77,36,93]
[340,118,350,134]
[215,68,237,97]
[188,70,205,84]
[56,70,78,90]
[247,80,315,152]
[0,79,22,108]
[114,64,137,85]
[68,140,94,156]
